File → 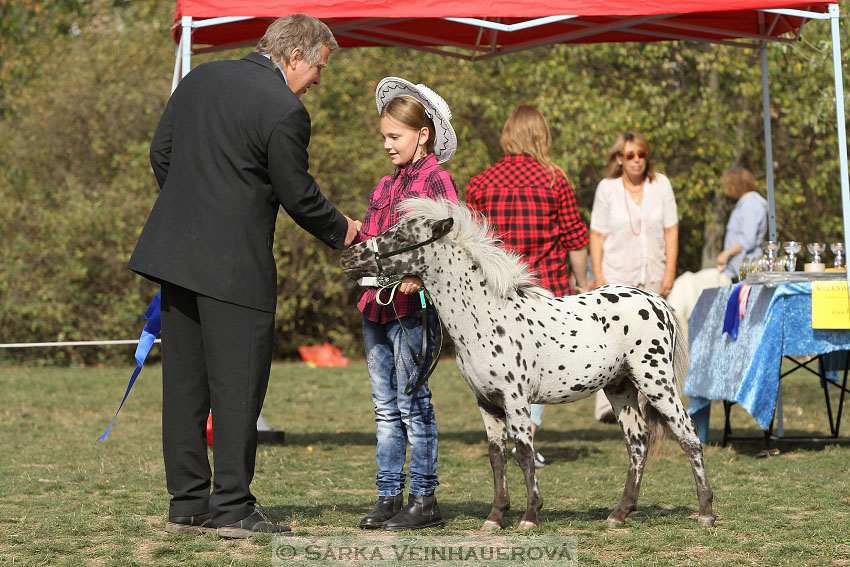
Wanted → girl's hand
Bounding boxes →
[591,275,607,290]
[398,275,423,294]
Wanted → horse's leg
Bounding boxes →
[477,398,510,532]
[638,387,716,528]
[506,401,542,530]
[603,380,647,528]
[645,304,715,527]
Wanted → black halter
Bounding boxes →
[369,232,443,285]
[369,235,444,395]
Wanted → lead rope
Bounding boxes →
[375,280,443,395]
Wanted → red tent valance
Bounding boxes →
[173,0,832,57]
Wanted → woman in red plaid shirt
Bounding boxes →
[354,78,458,531]
[466,104,589,468]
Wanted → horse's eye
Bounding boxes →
[393,233,406,244]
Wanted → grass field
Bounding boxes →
[1,359,849,566]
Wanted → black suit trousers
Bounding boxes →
[160,281,274,525]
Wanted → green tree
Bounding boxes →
[2,1,849,364]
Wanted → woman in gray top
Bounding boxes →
[715,167,768,281]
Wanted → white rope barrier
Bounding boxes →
[0,339,161,349]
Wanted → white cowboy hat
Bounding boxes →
[375,76,457,164]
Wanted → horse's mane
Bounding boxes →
[400,197,553,299]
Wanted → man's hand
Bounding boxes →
[343,216,362,247]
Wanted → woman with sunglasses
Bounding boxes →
[589,131,679,421]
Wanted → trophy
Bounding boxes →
[831,242,845,269]
[764,240,780,271]
[807,243,826,264]
[783,241,801,272]
[738,258,749,281]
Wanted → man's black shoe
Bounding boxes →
[382,494,444,531]
[216,508,292,539]
[359,494,404,529]
[165,513,214,534]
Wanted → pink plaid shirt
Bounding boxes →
[356,154,458,323]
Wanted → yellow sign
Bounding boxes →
[812,281,850,329]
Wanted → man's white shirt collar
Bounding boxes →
[261,53,288,86]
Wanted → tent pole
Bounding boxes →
[171,36,182,94]
[829,4,850,289]
[760,42,777,242]
[181,16,193,79]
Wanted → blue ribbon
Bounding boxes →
[97,293,161,441]
[722,282,744,340]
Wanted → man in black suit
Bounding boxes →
[128,14,360,539]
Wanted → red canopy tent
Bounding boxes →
[168,0,850,280]
[173,0,831,57]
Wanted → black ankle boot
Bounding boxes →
[382,494,444,531]
[359,495,403,529]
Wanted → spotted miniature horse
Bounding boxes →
[341,198,715,531]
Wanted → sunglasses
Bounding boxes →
[620,150,648,161]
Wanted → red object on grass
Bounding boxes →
[297,343,350,368]
[206,412,213,446]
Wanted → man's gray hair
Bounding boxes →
[256,14,339,66]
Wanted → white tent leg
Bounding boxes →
[257,414,285,444]
[181,16,193,79]
[829,5,850,290]
[760,42,777,242]
[170,35,182,94]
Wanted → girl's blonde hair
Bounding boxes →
[605,131,656,182]
[721,167,756,199]
[380,95,436,156]
[500,105,565,187]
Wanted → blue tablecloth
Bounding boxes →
[685,282,850,439]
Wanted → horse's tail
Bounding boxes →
[671,310,689,399]
[642,306,689,462]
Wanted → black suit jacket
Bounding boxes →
[129,53,348,312]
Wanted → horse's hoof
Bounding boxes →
[517,520,538,530]
[606,516,625,528]
[481,520,502,532]
[697,515,716,528]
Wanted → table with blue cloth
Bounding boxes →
[684,281,850,445]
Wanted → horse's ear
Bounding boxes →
[432,217,454,238]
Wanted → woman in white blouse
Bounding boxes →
[590,131,678,295]
[589,131,679,421]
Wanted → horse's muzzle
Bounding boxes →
[340,245,376,280]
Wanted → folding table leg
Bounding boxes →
[723,401,733,447]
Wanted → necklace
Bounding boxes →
[622,176,642,235]
[622,174,644,193]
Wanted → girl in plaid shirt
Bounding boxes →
[356,78,458,531]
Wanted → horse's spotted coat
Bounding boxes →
[342,198,715,531]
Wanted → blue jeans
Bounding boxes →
[363,311,439,497]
